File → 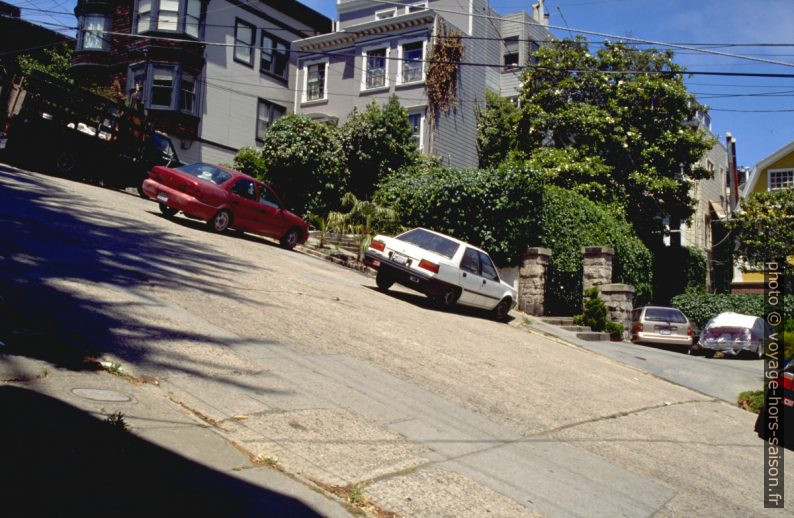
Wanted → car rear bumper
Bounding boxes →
[631,332,692,347]
[364,251,455,296]
[142,179,216,220]
[700,340,761,356]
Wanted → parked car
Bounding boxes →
[696,312,767,358]
[142,162,308,250]
[754,361,793,450]
[362,227,517,320]
[630,306,694,348]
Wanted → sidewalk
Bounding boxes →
[0,350,352,517]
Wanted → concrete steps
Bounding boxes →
[576,332,611,341]
[539,317,575,326]
[540,317,613,342]
[561,325,591,332]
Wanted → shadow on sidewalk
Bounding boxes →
[0,385,322,517]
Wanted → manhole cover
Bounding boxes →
[71,388,131,402]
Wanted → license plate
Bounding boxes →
[392,253,408,265]
[156,192,168,203]
[658,327,672,335]
[409,275,420,283]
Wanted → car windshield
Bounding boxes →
[177,163,233,185]
[644,308,687,323]
[396,228,460,259]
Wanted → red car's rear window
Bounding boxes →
[177,163,233,185]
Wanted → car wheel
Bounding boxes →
[376,269,394,291]
[208,210,231,233]
[280,227,300,250]
[757,345,765,359]
[137,184,148,199]
[159,203,178,218]
[438,286,459,308]
[704,349,715,359]
[493,297,512,322]
[55,150,77,176]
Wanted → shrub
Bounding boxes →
[339,96,417,199]
[540,186,653,315]
[260,114,348,215]
[574,288,608,332]
[374,161,543,266]
[232,146,267,178]
[670,292,794,329]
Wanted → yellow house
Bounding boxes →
[732,140,794,292]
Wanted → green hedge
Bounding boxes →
[374,162,543,266]
[540,186,652,315]
[670,292,794,329]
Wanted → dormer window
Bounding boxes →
[135,0,204,38]
[375,8,397,20]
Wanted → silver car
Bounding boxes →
[698,312,767,358]
[630,306,694,348]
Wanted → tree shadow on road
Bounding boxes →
[0,166,290,389]
[364,286,515,324]
[0,385,323,517]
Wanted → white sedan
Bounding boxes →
[363,228,517,320]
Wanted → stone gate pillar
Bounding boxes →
[518,247,551,315]
[582,246,614,293]
[597,284,635,336]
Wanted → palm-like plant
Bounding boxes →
[334,193,401,258]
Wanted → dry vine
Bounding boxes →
[425,21,463,141]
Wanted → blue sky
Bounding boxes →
[14,0,794,168]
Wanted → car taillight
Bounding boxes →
[687,326,693,337]
[632,323,643,333]
[370,240,385,252]
[418,259,439,274]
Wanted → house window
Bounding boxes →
[305,61,327,102]
[185,0,201,37]
[504,36,519,67]
[375,8,397,20]
[261,33,289,80]
[400,41,424,84]
[364,48,388,90]
[407,111,424,150]
[135,0,204,37]
[128,63,199,116]
[256,99,286,141]
[77,14,110,51]
[406,2,427,13]
[529,40,540,65]
[180,73,195,113]
[234,18,256,66]
[769,170,794,190]
[151,66,175,108]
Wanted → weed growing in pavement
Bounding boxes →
[105,412,127,431]
[738,389,765,414]
[347,483,369,506]
[522,317,533,327]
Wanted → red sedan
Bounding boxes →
[142,162,308,250]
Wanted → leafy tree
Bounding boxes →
[515,37,716,247]
[339,96,417,199]
[260,114,348,215]
[476,90,520,168]
[728,188,794,278]
[17,44,73,83]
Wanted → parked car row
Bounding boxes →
[630,305,768,359]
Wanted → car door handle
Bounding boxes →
[462,272,467,278]
[482,279,486,285]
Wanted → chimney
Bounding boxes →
[725,132,740,212]
[532,1,547,25]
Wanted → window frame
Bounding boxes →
[397,37,426,85]
[405,1,427,13]
[375,8,397,20]
[503,36,520,67]
[127,62,200,116]
[234,18,256,68]
[302,58,329,104]
[76,13,111,52]
[406,108,425,151]
[361,45,390,91]
[255,98,286,142]
[134,0,204,39]
[260,31,290,81]
[768,169,794,190]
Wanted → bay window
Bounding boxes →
[399,40,424,84]
[128,63,199,116]
[304,60,327,102]
[135,0,204,38]
[77,14,110,51]
[407,110,424,150]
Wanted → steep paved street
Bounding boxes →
[1,164,790,517]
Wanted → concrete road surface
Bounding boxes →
[1,165,791,517]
